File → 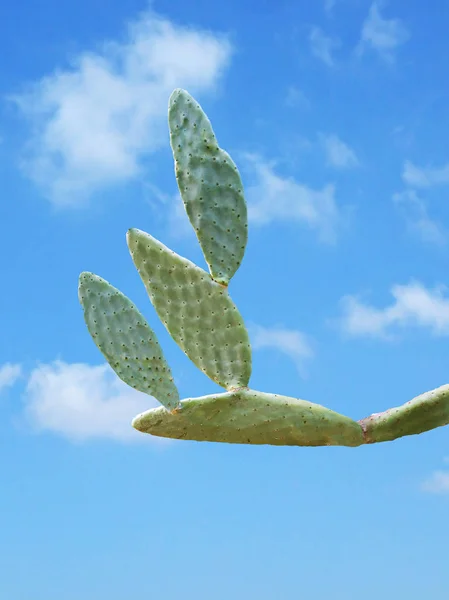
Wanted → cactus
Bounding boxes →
[78,88,449,447]
[78,272,179,410]
[359,385,449,443]
[126,228,251,390]
[132,389,364,447]
[168,89,247,286]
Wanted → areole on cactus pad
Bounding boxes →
[78,88,449,447]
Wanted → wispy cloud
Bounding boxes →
[141,183,195,241]
[243,153,342,243]
[309,27,340,66]
[165,193,195,240]
[422,470,449,494]
[339,281,449,338]
[13,10,232,207]
[250,324,314,375]
[321,134,359,169]
[22,361,162,442]
[358,2,409,61]
[284,86,310,109]
[324,0,336,16]
[403,160,449,188]
[0,363,22,393]
[393,190,446,246]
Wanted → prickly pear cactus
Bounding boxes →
[78,88,449,447]
[359,385,449,443]
[168,88,247,286]
[126,228,251,390]
[132,389,365,447]
[79,272,179,410]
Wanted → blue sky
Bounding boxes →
[2,0,449,597]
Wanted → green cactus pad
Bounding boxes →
[168,88,248,285]
[127,228,252,390]
[359,384,449,443]
[132,388,364,447]
[78,272,180,410]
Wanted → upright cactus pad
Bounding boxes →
[78,87,449,449]
[132,388,365,447]
[169,88,248,285]
[127,228,252,390]
[359,384,449,443]
[78,272,179,410]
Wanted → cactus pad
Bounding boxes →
[78,272,180,410]
[168,88,248,285]
[359,384,449,443]
[132,388,365,447]
[127,228,252,390]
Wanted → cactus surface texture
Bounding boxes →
[78,272,179,410]
[127,228,252,390]
[359,385,449,443]
[168,88,247,286]
[78,88,449,447]
[132,389,364,447]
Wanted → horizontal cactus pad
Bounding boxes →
[168,88,248,285]
[132,388,365,447]
[127,228,252,390]
[78,272,180,410]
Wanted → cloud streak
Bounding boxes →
[0,363,22,393]
[324,0,336,16]
[358,2,409,61]
[393,190,446,246]
[321,134,359,169]
[309,27,340,66]
[243,153,342,243]
[403,160,449,188]
[422,470,449,494]
[250,324,314,375]
[339,281,449,338]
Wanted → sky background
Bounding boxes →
[2,0,449,597]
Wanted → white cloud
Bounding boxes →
[393,189,446,246]
[243,153,341,243]
[358,2,409,61]
[0,363,22,392]
[309,27,340,66]
[250,324,314,375]
[13,10,232,206]
[421,470,449,494]
[339,281,449,338]
[22,361,162,442]
[321,134,359,169]
[403,160,449,188]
